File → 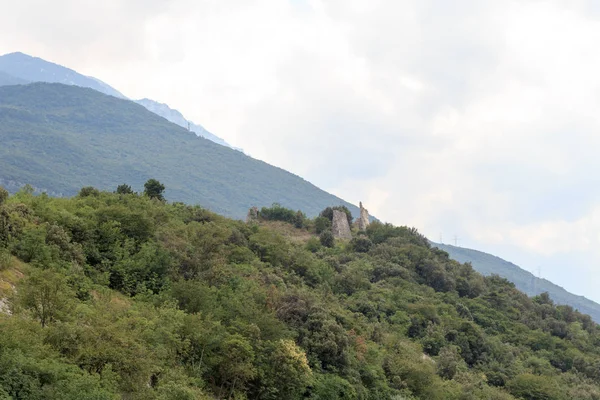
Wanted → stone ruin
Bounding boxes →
[358,202,370,231]
[331,209,352,240]
[246,206,259,223]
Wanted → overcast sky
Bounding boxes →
[2,0,600,302]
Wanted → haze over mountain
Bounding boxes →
[0,52,239,150]
[0,52,125,98]
[0,82,358,219]
[435,242,600,323]
[135,98,239,151]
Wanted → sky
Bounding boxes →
[1,0,600,301]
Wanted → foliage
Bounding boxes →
[319,230,335,248]
[115,184,134,195]
[259,203,306,228]
[0,83,359,219]
[0,187,599,399]
[144,179,166,201]
[435,242,600,323]
[319,206,353,226]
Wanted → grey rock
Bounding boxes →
[246,206,259,223]
[332,209,352,240]
[358,202,370,231]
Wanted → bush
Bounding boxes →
[507,373,565,400]
[320,230,335,248]
[260,203,306,228]
[0,247,12,271]
[319,206,353,226]
[78,186,100,197]
[115,184,134,195]
[314,217,331,234]
[350,236,372,253]
[0,186,8,205]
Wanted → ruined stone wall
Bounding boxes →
[358,202,370,231]
[332,209,352,239]
[246,206,259,223]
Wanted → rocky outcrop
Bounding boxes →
[246,206,259,223]
[358,202,370,231]
[332,209,352,240]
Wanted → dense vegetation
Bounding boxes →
[1,185,600,399]
[435,243,600,323]
[0,82,359,219]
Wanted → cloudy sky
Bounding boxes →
[2,0,600,301]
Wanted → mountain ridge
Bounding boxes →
[0,82,359,219]
[434,242,600,322]
[0,51,240,150]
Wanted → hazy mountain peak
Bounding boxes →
[0,52,241,151]
[0,51,126,99]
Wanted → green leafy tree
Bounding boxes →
[144,178,165,201]
[16,269,74,327]
[319,230,334,248]
[78,186,100,197]
[115,184,134,195]
[0,186,8,205]
[507,373,565,400]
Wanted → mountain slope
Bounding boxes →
[434,242,600,322]
[0,82,359,218]
[135,98,240,151]
[0,52,125,98]
[0,52,241,151]
[0,70,28,86]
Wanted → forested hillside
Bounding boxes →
[435,243,600,323]
[1,185,599,399]
[0,83,358,219]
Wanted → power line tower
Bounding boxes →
[439,233,443,244]
[453,235,459,246]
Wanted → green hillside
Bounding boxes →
[1,189,600,399]
[0,82,359,218]
[434,243,600,322]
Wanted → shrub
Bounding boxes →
[320,230,335,248]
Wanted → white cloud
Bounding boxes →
[2,0,600,301]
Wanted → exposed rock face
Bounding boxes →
[358,202,370,231]
[332,209,352,240]
[246,206,259,223]
[0,298,11,315]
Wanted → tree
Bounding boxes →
[115,184,134,195]
[144,179,165,201]
[78,186,100,197]
[0,186,8,205]
[319,230,334,248]
[16,269,73,327]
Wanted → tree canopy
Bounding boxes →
[0,186,599,399]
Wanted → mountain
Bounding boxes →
[0,52,125,98]
[0,82,359,219]
[0,52,241,151]
[135,98,241,151]
[0,70,28,86]
[434,242,600,322]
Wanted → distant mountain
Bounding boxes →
[0,82,359,219]
[434,242,600,322]
[0,52,125,98]
[135,99,241,151]
[0,52,241,151]
[0,71,28,86]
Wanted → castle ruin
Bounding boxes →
[358,202,370,231]
[331,209,352,240]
